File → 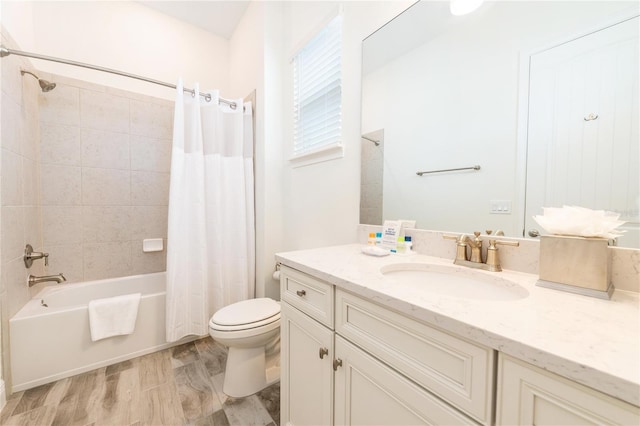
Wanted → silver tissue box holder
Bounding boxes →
[536,235,614,299]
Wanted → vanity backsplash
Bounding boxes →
[358,224,640,293]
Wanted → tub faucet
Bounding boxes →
[28,273,66,287]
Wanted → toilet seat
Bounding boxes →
[209,298,281,332]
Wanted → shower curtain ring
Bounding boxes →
[205,93,212,102]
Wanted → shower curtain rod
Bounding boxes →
[0,46,239,109]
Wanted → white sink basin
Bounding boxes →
[380,263,529,301]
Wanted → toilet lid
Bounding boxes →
[211,298,281,327]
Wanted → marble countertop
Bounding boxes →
[276,243,640,406]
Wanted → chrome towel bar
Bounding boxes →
[416,165,481,176]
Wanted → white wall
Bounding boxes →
[4,1,230,101]
[281,1,412,251]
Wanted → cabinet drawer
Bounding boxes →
[335,289,494,425]
[334,336,479,426]
[497,354,640,425]
[281,266,334,329]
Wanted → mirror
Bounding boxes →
[360,1,639,247]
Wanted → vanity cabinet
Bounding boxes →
[497,354,640,425]
[280,265,491,425]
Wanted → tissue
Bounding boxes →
[532,206,625,239]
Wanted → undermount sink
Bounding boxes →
[380,263,529,301]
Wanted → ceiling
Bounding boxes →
[137,1,250,39]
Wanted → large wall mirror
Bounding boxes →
[360,1,639,248]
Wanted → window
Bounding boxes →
[291,14,343,165]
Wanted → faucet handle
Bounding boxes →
[486,239,520,272]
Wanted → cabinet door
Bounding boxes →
[281,302,334,426]
[334,336,477,426]
[497,354,640,425]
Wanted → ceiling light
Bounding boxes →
[450,0,484,16]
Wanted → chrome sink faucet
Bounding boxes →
[28,273,66,287]
[444,231,519,272]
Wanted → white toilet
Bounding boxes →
[209,297,281,397]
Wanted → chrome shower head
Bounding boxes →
[20,69,56,92]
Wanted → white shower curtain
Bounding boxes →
[166,80,255,342]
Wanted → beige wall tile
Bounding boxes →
[1,95,22,154]
[83,241,132,281]
[42,244,84,284]
[130,206,168,240]
[22,158,40,206]
[83,205,131,243]
[131,171,169,206]
[0,49,23,104]
[81,128,130,170]
[130,100,173,139]
[1,148,23,206]
[39,84,80,126]
[40,123,81,166]
[40,164,82,206]
[1,206,25,262]
[42,206,83,246]
[82,168,131,206]
[23,206,43,250]
[130,135,171,172]
[21,113,39,161]
[131,240,167,275]
[22,74,40,122]
[80,90,129,133]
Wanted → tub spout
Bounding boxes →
[28,273,66,287]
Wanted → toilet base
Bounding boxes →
[222,346,280,397]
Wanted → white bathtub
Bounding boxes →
[10,272,194,392]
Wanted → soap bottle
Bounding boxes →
[368,233,376,245]
[375,232,382,246]
[404,236,412,253]
[396,236,405,253]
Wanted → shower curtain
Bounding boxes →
[166,80,255,342]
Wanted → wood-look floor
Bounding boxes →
[0,338,280,426]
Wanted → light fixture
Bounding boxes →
[450,0,484,16]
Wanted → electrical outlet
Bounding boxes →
[490,200,511,214]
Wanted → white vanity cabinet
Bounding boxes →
[280,265,492,425]
[497,354,640,425]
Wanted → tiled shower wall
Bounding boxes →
[1,29,45,389]
[38,73,173,283]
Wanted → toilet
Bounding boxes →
[209,298,281,397]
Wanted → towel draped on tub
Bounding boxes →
[88,293,142,341]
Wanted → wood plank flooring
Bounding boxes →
[0,338,280,426]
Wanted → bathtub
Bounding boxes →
[10,272,194,392]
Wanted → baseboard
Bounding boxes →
[0,379,6,413]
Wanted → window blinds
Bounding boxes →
[292,14,343,158]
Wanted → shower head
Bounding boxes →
[20,69,56,92]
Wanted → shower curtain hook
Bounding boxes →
[205,93,212,102]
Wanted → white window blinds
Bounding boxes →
[292,14,343,160]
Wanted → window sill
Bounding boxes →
[289,142,344,168]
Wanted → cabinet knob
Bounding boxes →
[319,347,329,359]
[296,289,306,297]
[333,358,343,371]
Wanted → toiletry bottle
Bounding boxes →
[375,232,382,246]
[368,233,376,245]
[404,236,412,252]
[396,236,405,254]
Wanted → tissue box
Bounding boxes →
[537,235,612,299]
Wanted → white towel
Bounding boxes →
[88,293,142,341]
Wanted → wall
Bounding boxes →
[38,73,172,284]
[0,28,43,403]
[280,1,413,250]
[228,1,285,300]
[3,1,230,101]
